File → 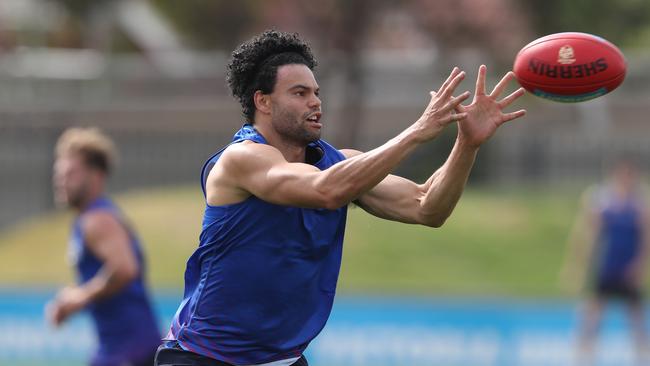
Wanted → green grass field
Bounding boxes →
[0,185,582,297]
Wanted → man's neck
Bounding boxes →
[74,190,104,214]
[252,122,307,163]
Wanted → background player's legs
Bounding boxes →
[626,299,649,365]
[576,297,605,366]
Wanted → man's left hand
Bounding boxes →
[455,65,526,148]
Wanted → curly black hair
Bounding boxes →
[226,30,317,123]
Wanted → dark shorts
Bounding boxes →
[154,341,308,366]
[595,280,643,303]
[91,349,157,366]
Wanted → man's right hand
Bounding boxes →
[45,286,90,327]
[411,67,470,143]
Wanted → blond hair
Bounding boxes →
[55,127,117,174]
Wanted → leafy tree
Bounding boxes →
[524,0,650,48]
[149,0,257,50]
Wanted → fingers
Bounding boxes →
[45,301,63,327]
[498,109,527,125]
[437,67,461,95]
[442,112,468,125]
[423,90,469,126]
[442,92,470,124]
[498,87,526,109]
[489,71,516,98]
[437,70,466,102]
[475,64,487,97]
[444,91,470,112]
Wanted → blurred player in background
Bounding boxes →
[155,30,526,366]
[46,127,161,366]
[562,157,650,365]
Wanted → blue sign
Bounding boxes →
[0,290,644,366]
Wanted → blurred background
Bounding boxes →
[1,0,649,365]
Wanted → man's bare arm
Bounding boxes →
[46,211,138,326]
[207,69,470,209]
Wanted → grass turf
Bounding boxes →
[0,185,580,297]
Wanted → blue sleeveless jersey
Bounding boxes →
[167,124,348,365]
[70,197,161,366]
[593,187,643,283]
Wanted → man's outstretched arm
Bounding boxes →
[343,137,477,227]
[350,66,526,227]
[207,68,470,210]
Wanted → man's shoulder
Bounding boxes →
[79,209,125,243]
[220,141,283,167]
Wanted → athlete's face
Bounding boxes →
[53,153,93,209]
[269,64,322,144]
[611,161,638,191]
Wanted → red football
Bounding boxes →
[513,32,626,102]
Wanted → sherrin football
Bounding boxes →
[513,32,626,102]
